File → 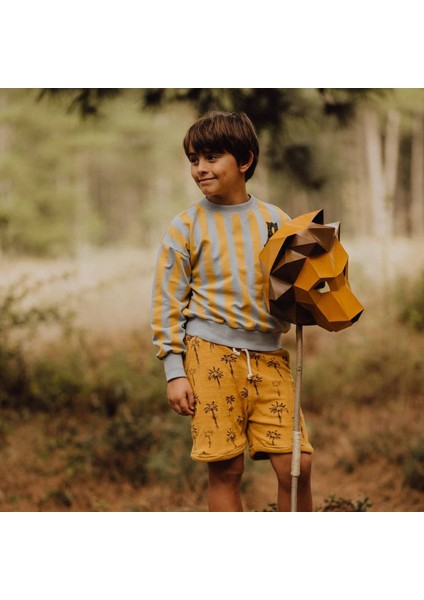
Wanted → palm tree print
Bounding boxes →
[193,393,200,406]
[187,367,197,386]
[250,352,261,369]
[221,353,238,377]
[204,402,219,428]
[269,401,288,424]
[236,414,245,428]
[226,428,237,448]
[204,430,214,448]
[272,380,281,397]
[208,367,224,387]
[191,337,200,364]
[191,425,198,449]
[226,395,236,415]
[240,387,248,399]
[248,373,262,397]
[267,358,284,378]
[266,430,282,446]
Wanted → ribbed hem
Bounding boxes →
[163,353,186,381]
[191,446,247,463]
[249,443,314,461]
[185,317,282,351]
[200,195,257,213]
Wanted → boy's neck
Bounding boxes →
[206,190,250,206]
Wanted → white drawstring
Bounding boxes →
[232,347,253,380]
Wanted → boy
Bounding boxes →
[151,111,313,511]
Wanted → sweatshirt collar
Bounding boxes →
[200,195,257,213]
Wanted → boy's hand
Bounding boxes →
[167,377,196,416]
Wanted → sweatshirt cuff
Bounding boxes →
[163,353,186,381]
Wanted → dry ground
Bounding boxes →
[0,405,422,512]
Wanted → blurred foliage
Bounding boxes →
[302,328,423,412]
[38,89,121,117]
[2,87,424,257]
[0,274,74,342]
[40,87,383,190]
[397,270,424,331]
[0,276,75,411]
[41,87,376,124]
[0,89,192,255]
[0,275,205,489]
[403,439,424,491]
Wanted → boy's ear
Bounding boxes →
[239,152,254,174]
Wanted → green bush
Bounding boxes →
[403,439,424,491]
[302,331,423,412]
[97,406,156,485]
[28,351,89,412]
[316,495,372,512]
[93,357,204,488]
[0,275,205,492]
[0,276,76,412]
[397,271,424,331]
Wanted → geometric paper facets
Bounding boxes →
[259,209,364,332]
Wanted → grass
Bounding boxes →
[403,439,424,492]
[315,495,372,512]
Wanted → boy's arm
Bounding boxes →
[151,243,192,381]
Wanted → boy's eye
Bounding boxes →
[188,152,221,164]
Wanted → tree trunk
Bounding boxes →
[384,109,401,236]
[362,105,388,238]
[410,114,424,237]
[74,153,91,256]
[361,104,401,286]
[362,105,400,239]
[0,92,12,254]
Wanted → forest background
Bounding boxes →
[0,87,423,511]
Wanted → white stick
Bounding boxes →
[291,324,303,512]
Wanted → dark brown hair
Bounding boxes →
[183,111,259,181]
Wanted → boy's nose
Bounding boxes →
[197,158,208,173]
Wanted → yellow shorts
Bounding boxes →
[184,336,313,462]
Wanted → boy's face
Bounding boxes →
[187,146,250,204]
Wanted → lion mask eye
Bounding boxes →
[314,280,331,294]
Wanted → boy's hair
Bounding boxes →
[183,111,259,181]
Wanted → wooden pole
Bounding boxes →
[291,324,303,512]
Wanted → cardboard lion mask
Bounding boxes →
[260,209,364,332]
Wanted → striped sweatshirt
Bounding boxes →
[151,195,290,381]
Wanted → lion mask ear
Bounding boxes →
[290,224,336,256]
[326,221,341,240]
[286,210,339,256]
[310,209,341,248]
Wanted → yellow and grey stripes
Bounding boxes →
[151,195,290,381]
